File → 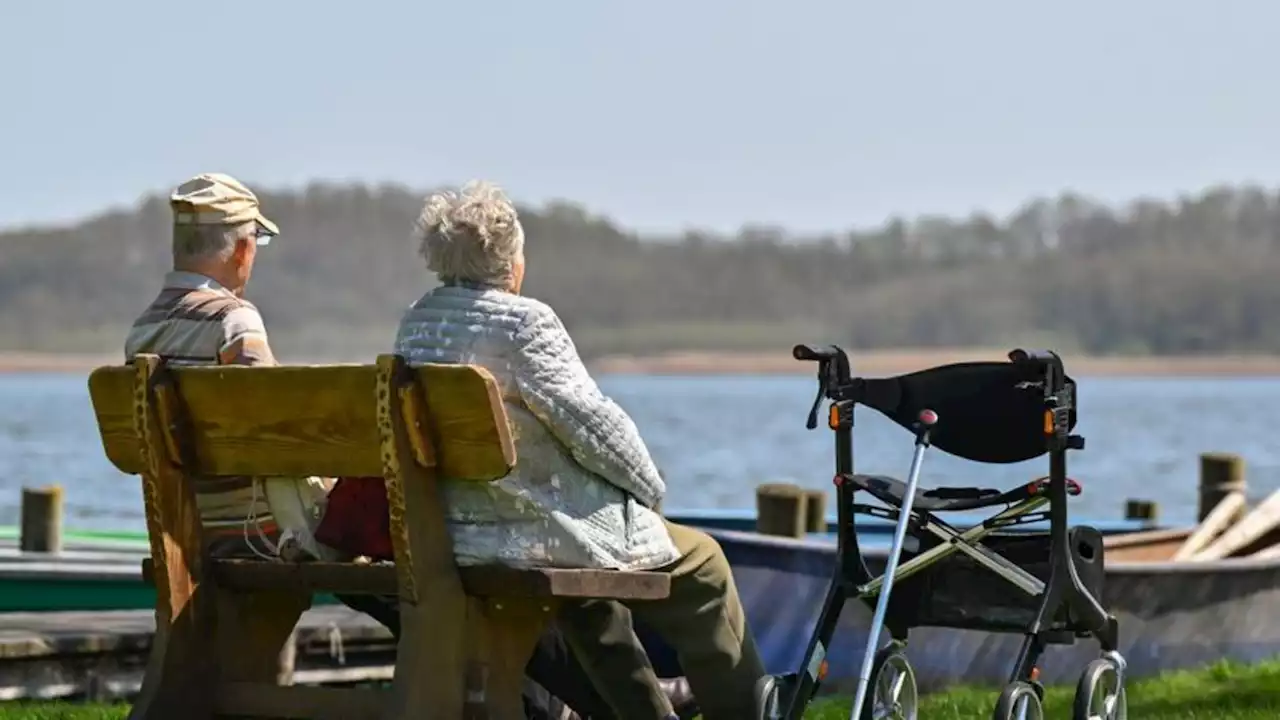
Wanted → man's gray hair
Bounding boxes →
[172,221,256,264]
[414,181,525,287]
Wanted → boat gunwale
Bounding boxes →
[699,527,1280,575]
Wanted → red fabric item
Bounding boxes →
[314,477,395,561]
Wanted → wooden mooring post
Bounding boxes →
[20,485,63,553]
[1199,452,1247,524]
[755,484,828,538]
[756,483,807,538]
[1124,499,1160,525]
[803,489,827,534]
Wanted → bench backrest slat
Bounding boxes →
[88,360,515,481]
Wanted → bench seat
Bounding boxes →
[141,557,671,600]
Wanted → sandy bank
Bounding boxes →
[7,348,1280,377]
[588,348,1280,377]
[0,352,121,373]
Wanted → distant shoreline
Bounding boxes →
[589,349,1280,377]
[8,348,1280,377]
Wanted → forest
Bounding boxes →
[2,183,1276,360]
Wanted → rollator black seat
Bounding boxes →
[853,360,1078,464]
[845,473,1083,513]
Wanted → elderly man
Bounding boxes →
[124,172,332,559]
[129,172,682,720]
[394,180,769,720]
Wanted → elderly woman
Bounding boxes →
[393,181,768,720]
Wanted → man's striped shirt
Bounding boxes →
[124,271,278,555]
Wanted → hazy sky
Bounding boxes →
[2,1,1277,234]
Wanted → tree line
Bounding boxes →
[2,182,1277,360]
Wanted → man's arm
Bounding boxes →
[219,305,278,367]
[512,305,666,508]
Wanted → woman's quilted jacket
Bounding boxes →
[393,284,680,571]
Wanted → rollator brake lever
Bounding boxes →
[795,344,852,431]
[805,377,826,430]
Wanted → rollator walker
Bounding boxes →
[754,345,1128,720]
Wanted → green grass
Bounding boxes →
[801,658,1280,719]
[0,705,128,720]
[5,659,1280,719]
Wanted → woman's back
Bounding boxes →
[395,284,678,571]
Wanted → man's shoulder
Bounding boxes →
[221,297,265,324]
[231,295,262,313]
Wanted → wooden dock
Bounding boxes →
[0,605,396,702]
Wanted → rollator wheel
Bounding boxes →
[863,645,918,720]
[754,675,782,720]
[1072,658,1128,720]
[993,681,1044,720]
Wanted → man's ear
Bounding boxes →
[232,235,254,265]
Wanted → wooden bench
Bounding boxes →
[88,353,671,720]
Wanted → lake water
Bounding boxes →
[1,372,1279,532]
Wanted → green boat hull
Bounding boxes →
[0,572,159,613]
[0,568,344,613]
[0,525,341,613]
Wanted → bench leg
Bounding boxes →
[214,587,312,685]
[385,589,467,719]
[464,597,559,720]
[131,586,310,720]
[129,583,216,720]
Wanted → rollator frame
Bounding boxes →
[770,344,1121,720]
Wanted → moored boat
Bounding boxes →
[652,526,1280,693]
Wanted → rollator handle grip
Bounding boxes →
[1008,348,1066,386]
[1008,348,1060,366]
[793,344,840,362]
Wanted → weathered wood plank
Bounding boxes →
[1096,527,1189,563]
[147,558,672,601]
[0,606,392,661]
[1248,542,1280,560]
[130,355,215,720]
[1193,489,1280,561]
[1173,491,1247,561]
[89,362,515,481]
[462,598,553,719]
[412,364,516,480]
[0,660,394,704]
[378,355,467,718]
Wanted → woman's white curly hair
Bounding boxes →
[414,180,525,287]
